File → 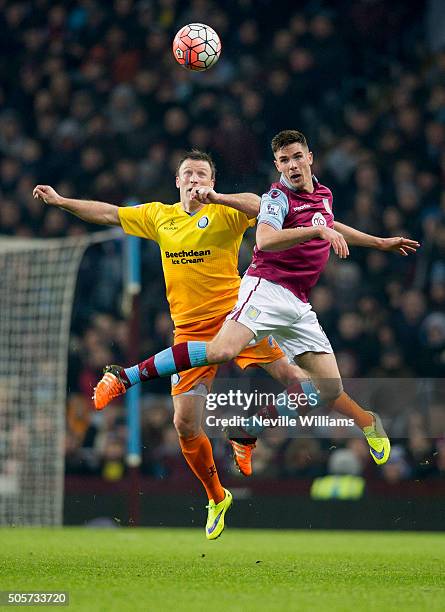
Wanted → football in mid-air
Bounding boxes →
[172,23,221,71]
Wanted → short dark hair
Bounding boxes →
[271,130,308,154]
[176,149,216,179]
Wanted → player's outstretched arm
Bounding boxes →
[256,222,349,258]
[190,186,260,218]
[33,185,121,226]
[334,221,420,256]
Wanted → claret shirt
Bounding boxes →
[119,202,255,326]
[247,175,334,302]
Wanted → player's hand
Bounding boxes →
[190,186,218,203]
[318,227,350,259]
[378,237,420,256]
[33,185,63,206]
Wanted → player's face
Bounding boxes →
[176,160,215,203]
[274,143,313,191]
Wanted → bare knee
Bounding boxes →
[206,340,237,364]
[173,393,206,439]
[205,320,254,363]
[173,412,200,439]
[279,363,308,387]
[319,379,344,405]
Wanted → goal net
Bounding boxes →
[0,230,119,526]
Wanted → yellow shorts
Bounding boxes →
[171,313,284,396]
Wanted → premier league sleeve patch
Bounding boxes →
[266,202,280,216]
[258,189,289,230]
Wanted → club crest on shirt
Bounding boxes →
[246,305,261,320]
[197,216,209,229]
[311,212,327,227]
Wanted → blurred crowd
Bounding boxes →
[0,0,444,483]
[65,382,445,486]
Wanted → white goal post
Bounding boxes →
[0,230,119,526]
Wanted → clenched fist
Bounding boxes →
[189,186,219,204]
[33,185,63,206]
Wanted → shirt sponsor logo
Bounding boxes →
[165,248,211,265]
[197,216,209,229]
[293,203,311,212]
[311,212,327,227]
[323,198,332,214]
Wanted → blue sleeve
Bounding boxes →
[257,188,289,230]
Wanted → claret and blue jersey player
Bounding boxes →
[34,133,419,540]
[93,132,419,527]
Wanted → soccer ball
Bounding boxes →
[172,23,221,71]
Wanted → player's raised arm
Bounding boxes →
[256,222,349,258]
[33,185,121,226]
[333,221,420,256]
[254,186,349,257]
[190,186,260,218]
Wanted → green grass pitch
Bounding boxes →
[1,528,444,611]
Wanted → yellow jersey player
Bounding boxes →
[33,150,300,540]
[89,137,420,484]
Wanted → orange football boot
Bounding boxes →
[93,365,127,410]
[229,439,256,476]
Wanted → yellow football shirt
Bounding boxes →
[118,202,255,326]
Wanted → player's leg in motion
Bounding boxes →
[227,354,390,467]
[226,357,312,476]
[91,314,240,539]
[295,352,391,465]
[93,320,253,409]
[172,391,232,540]
[227,353,392,472]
